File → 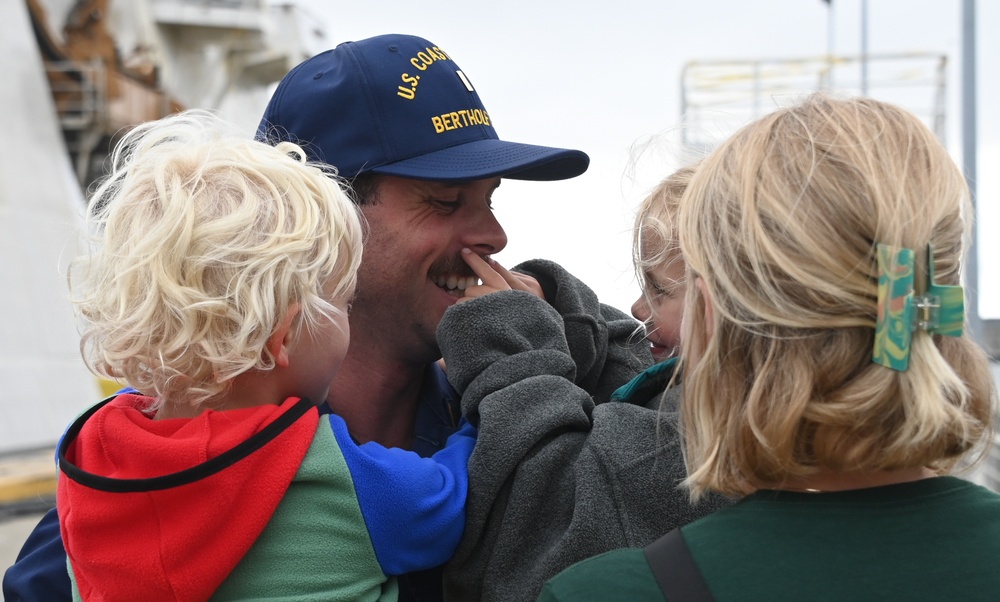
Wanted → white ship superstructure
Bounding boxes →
[1,0,325,454]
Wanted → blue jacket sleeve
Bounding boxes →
[328,414,476,576]
[2,507,71,602]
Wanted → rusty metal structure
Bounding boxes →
[1,0,324,454]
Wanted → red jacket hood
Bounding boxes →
[57,394,318,600]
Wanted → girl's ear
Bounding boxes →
[267,304,301,368]
[695,277,715,341]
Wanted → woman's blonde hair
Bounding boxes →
[70,110,364,411]
[633,165,697,305]
[677,94,996,501]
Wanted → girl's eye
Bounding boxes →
[648,281,683,300]
[647,282,668,298]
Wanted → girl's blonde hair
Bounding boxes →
[70,110,364,412]
[633,165,697,305]
[677,94,996,501]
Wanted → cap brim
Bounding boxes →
[367,139,589,182]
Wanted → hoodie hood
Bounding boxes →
[57,394,318,600]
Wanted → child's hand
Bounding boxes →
[458,248,544,303]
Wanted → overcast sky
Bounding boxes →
[284,0,999,319]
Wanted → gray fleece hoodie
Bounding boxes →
[436,259,729,602]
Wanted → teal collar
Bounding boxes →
[611,357,678,404]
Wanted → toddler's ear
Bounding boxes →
[267,304,301,368]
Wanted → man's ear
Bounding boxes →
[695,277,715,341]
[267,304,301,368]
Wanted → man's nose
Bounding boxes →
[462,203,508,254]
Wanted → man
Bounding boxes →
[4,33,588,601]
[265,39,727,602]
[257,34,601,600]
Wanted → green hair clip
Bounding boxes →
[872,244,964,371]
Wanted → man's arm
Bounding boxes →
[2,507,71,602]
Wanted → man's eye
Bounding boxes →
[433,199,460,210]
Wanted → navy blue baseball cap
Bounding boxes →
[256,34,589,182]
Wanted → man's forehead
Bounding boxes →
[382,175,502,194]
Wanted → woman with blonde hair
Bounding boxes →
[539,94,1000,601]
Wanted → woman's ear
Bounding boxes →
[267,304,301,368]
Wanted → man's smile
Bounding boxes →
[433,274,480,297]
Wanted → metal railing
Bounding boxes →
[45,59,106,136]
[680,52,948,151]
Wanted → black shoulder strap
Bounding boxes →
[643,528,715,602]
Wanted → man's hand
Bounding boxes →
[458,248,544,302]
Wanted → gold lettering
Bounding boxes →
[397,86,415,100]
[408,47,450,74]
[431,108,493,134]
